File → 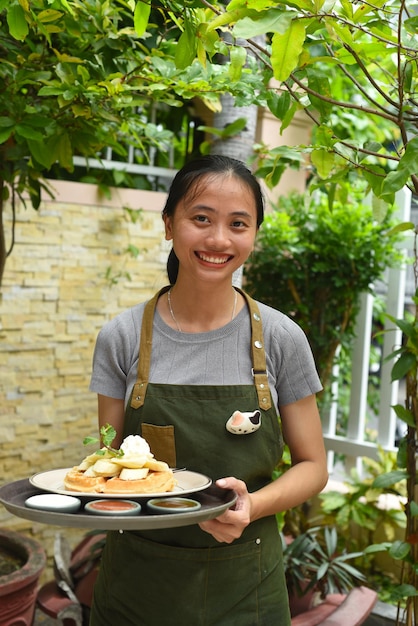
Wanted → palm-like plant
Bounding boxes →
[282,526,366,601]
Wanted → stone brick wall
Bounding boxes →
[0,180,169,579]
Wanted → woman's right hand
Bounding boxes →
[198,476,252,543]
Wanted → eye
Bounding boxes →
[194,214,210,223]
[231,219,247,229]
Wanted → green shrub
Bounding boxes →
[244,187,401,389]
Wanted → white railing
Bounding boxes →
[323,187,413,474]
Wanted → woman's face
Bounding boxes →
[164,174,258,284]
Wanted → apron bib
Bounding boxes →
[90,288,290,626]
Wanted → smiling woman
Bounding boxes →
[88,154,328,626]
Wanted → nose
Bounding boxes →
[206,224,231,249]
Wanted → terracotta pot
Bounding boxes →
[0,528,46,626]
[288,583,317,617]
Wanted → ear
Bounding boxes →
[163,214,173,241]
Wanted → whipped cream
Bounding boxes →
[120,434,151,457]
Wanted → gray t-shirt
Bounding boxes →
[90,297,322,412]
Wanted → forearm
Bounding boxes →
[98,395,125,448]
[250,460,328,522]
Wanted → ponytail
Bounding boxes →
[167,248,179,284]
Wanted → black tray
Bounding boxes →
[0,478,237,531]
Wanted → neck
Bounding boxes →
[164,284,240,333]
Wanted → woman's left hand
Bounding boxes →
[198,477,252,543]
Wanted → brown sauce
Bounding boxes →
[152,499,197,509]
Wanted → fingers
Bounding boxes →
[198,477,251,543]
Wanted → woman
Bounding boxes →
[89,155,328,625]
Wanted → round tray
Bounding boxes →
[0,478,237,531]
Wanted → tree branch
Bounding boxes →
[289,72,399,124]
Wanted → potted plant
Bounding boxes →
[282,526,366,616]
[0,528,46,626]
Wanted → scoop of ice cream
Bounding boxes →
[120,434,151,457]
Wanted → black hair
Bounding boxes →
[162,154,264,284]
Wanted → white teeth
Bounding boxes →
[199,253,229,264]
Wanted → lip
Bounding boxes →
[196,252,233,265]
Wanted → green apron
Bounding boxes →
[90,288,291,626]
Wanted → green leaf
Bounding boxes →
[381,168,411,198]
[206,8,248,32]
[0,127,13,144]
[386,222,415,235]
[265,90,291,121]
[27,139,56,168]
[311,149,335,179]
[392,404,416,428]
[38,9,64,23]
[363,543,391,554]
[308,72,332,118]
[372,470,408,489]
[29,178,41,211]
[133,0,151,37]
[229,46,247,81]
[391,351,416,381]
[7,3,29,41]
[388,540,410,560]
[0,116,15,128]
[410,501,418,517]
[83,436,99,446]
[175,27,197,70]
[393,318,418,339]
[233,9,293,38]
[396,436,407,469]
[390,584,418,600]
[38,86,66,97]
[52,133,73,171]
[397,137,418,177]
[271,21,306,82]
[221,117,248,137]
[15,123,44,141]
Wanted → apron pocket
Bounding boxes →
[94,530,287,626]
[141,423,176,468]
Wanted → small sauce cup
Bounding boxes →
[147,497,201,514]
[85,499,141,516]
[25,494,81,513]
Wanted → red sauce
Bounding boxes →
[90,500,137,511]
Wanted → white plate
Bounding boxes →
[29,468,212,499]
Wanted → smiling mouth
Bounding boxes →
[197,252,232,265]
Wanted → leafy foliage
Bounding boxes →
[320,448,407,549]
[1,0,417,287]
[244,185,401,387]
[0,0,236,284]
[166,0,418,200]
[83,423,123,457]
[282,526,366,600]
[380,263,418,615]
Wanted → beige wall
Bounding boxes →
[257,106,312,201]
[0,181,169,577]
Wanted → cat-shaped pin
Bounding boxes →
[226,409,261,435]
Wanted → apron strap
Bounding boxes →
[130,286,272,411]
[130,286,170,409]
[236,288,272,411]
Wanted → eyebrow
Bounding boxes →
[192,205,254,220]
